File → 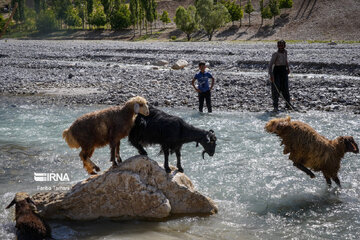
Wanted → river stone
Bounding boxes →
[172,59,188,70]
[154,60,169,66]
[31,155,218,220]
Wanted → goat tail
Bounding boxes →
[62,128,80,148]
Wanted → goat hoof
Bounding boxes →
[165,168,171,173]
[177,167,184,173]
[94,166,100,172]
[90,171,97,175]
[310,174,315,178]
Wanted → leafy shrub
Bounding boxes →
[65,6,82,27]
[279,0,293,9]
[160,11,171,26]
[89,5,107,28]
[110,4,131,30]
[36,10,57,33]
[174,5,198,41]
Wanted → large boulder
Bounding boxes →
[171,59,188,70]
[32,156,218,220]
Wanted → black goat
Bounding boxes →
[6,192,52,240]
[128,106,217,173]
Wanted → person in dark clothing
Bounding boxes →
[192,62,215,113]
[269,40,291,112]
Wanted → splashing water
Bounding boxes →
[1,98,360,240]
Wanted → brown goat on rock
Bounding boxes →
[6,192,52,240]
[63,96,149,175]
[265,116,359,187]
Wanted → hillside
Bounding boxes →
[1,0,359,41]
[156,0,360,41]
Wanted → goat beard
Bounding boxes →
[202,150,206,159]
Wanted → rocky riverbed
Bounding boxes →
[0,40,359,113]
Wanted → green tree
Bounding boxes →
[259,0,264,25]
[196,0,230,41]
[74,0,87,29]
[160,10,171,27]
[101,0,111,16]
[222,0,242,26]
[89,3,107,28]
[279,0,293,9]
[34,0,41,14]
[0,13,6,32]
[87,0,94,27]
[269,0,279,27]
[244,0,254,26]
[151,0,157,29]
[65,6,82,27]
[129,0,139,36]
[53,0,72,29]
[174,5,198,41]
[110,4,131,30]
[11,0,25,23]
[261,5,272,25]
[36,9,57,33]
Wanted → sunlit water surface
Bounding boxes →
[1,98,360,240]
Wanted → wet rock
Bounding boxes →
[31,156,217,220]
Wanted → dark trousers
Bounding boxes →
[271,66,290,109]
[198,90,212,112]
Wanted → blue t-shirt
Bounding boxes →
[194,71,213,93]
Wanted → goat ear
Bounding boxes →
[6,199,16,209]
[134,103,140,114]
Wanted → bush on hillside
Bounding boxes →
[36,9,57,33]
[279,0,293,9]
[110,4,131,30]
[174,5,198,41]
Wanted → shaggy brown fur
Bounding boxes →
[63,96,149,175]
[6,192,52,240]
[265,116,359,187]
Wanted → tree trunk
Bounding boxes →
[248,14,250,26]
[273,16,275,28]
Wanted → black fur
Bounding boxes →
[6,194,52,240]
[129,106,217,173]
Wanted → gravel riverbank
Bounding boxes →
[1,40,359,113]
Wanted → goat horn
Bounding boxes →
[6,199,16,209]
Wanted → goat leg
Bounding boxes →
[175,150,184,173]
[80,148,99,175]
[293,163,315,178]
[325,176,332,187]
[110,142,117,167]
[332,176,341,188]
[133,142,148,155]
[163,149,171,173]
[115,141,122,164]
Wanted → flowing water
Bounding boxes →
[1,97,360,240]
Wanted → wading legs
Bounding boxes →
[293,163,315,178]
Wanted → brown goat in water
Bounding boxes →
[6,192,52,240]
[265,116,359,187]
[63,96,149,175]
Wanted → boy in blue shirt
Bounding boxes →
[192,62,215,113]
